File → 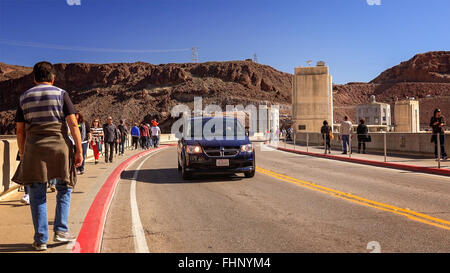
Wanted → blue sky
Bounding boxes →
[0,0,449,83]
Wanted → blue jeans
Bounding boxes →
[152,136,159,147]
[77,142,88,172]
[29,179,72,244]
[148,137,153,148]
[342,135,350,153]
[119,140,125,154]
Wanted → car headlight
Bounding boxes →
[186,145,202,154]
[240,144,253,153]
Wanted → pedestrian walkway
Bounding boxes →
[0,147,150,253]
[270,141,450,171]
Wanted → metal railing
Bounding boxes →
[285,131,448,169]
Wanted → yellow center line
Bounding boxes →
[255,166,450,231]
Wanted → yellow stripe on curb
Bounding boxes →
[255,166,450,231]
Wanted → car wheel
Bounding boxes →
[244,170,255,178]
[181,158,192,180]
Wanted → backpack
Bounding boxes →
[329,130,334,140]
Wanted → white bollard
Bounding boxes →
[384,131,387,163]
[306,133,309,153]
[349,134,352,158]
[437,134,441,169]
[293,132,296,150]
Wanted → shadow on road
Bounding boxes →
[120,168,245,184]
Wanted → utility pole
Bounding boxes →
[253,53,258,63]
[191,47,199,63]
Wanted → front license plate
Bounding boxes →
[216,159,229,167]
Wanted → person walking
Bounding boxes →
[151,120,161,148]
[90,118,103,164]
[12,61,82,251]
[118,119,128,155]
[76,111,88,174]
[140,122,150,149]
[114,126,121,156]
[356,118,369,154]
[430,108,447,160]
[146,123,153,148]
[320,120,332,154]
[103,116,119,163]
[339,116,353,154]
[131,123,140,150]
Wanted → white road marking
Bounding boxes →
[129,149,165,253]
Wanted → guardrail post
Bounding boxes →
[323,134,326,154]
[293,132,296,150]
[349,133,352,158]
[306,132,309,153]
[384,131,387,163]
[437,133,441,169]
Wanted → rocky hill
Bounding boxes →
[333,51,450,128]
[0,61,292,134]
[0,62,32,81]
[371,51,450,84]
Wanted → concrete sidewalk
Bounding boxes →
[270,141,449,171]
[0,146,155,253]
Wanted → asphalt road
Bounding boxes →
[101,144,450,253]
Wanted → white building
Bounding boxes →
[356,95,391,126]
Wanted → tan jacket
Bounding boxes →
[12,122,77,188]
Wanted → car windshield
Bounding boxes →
[185,118,246,139]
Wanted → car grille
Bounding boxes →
[203,146,240,157]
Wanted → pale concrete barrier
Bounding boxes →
[159,134,178,143]
[294,132,450,157]
[0,137,20,196]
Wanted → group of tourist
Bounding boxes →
[130,121,161,150]
[320,110,447,160]
[88,116,130,165]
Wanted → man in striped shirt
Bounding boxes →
[13,61,82,251]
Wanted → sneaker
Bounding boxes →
[20,194,30,205]
[95,160,98,165]
[54,231,76,243]
[32,241,47,251]
[49,185,56,192]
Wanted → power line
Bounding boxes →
[0,39,191,53]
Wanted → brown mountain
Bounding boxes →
[0,61,292,134]
[333,51,450,128]
[0,62,32,81]
[371,51,450,84]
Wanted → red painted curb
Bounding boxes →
[270,145,450,177]
[73,144,176,253]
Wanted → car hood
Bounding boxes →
[184,138,250,147]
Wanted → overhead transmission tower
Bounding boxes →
[253,53,258,63]
[191,47,199,63]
